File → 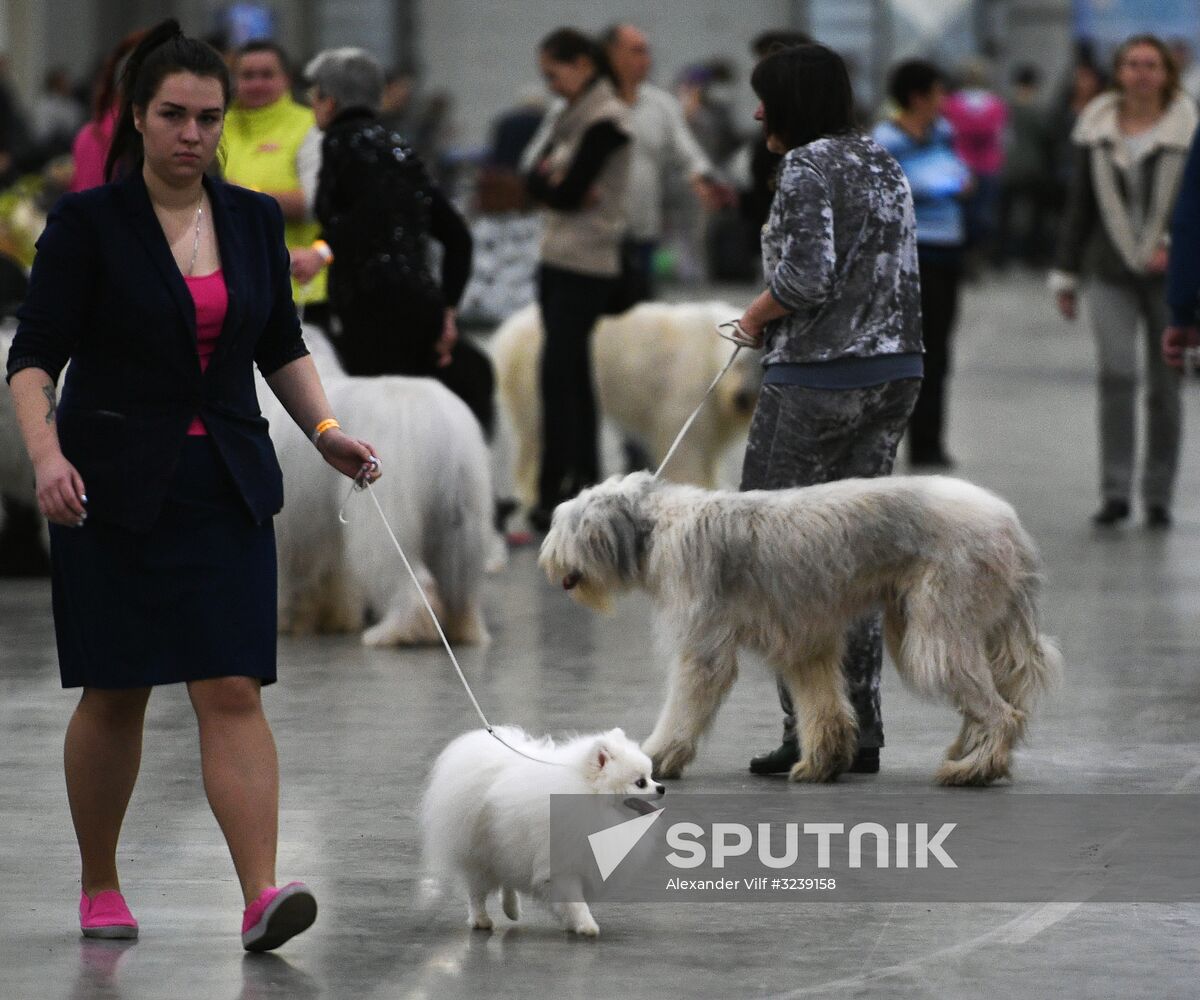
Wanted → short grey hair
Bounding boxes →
[304,47,384,110]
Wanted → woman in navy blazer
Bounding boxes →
[5,22,379,951]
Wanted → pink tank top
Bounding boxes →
[185,269,229,436]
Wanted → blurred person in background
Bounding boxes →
[1052,34,1196,529]
[1169,38,1200,103]
[296,47,494,437]
[600,22,726,306]
[1048,56,1107,212]
[942,58,1007,272]
[378,68,417,137]
[488,86,547,173]
[997,64,1054,267]
[454,86,547,327]
[222,41,327,324]
[71,31,147,193]
[673,59,741,293]
[30,67,86,163]
[733,30,812,266]
[676,59,741,167]
[0,55,34,186]
[380,69,455,185]
[874,59,972,469]
[524,28,631,528]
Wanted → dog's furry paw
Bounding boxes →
[934,757,1009,787]
[788,754,846,783]
[469,914,494,931]
[570,918,600,938]
[646,740,696,780]
[361,615,440,647]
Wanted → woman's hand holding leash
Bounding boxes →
[316,427,382,485]
[718,318,764,349]
[34,452,88,527]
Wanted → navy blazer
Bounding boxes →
[6,171,309,532]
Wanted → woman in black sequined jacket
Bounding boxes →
[301,49,494,436]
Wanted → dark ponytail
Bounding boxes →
[104,19,231,182]
[539,27,615,86]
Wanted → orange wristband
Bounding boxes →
[311,417,339,445]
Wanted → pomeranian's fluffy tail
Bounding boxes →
[419,727,536,873]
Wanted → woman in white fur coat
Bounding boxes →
[1051,34,1198,529]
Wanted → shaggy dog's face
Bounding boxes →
[538,474,653,612]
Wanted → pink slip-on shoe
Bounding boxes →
[241,882,317,952]
[79,890,138,940]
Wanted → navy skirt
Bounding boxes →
[49,436,277,689]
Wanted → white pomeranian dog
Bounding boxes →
[420,726,664,937]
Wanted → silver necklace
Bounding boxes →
[187,198,204,276]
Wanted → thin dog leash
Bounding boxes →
[338,468,568,766]
[338,317,758,765]
[653,319,758,479]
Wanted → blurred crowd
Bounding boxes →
[5,25,1200,320]
[3,19,1200,569]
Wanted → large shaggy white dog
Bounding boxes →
[0,323,37,534]
[265,329,492,645]
[493,302,761,508]
[0,326,31,489]
[539,473,1063,787]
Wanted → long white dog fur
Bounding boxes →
[492,301,761,508]
[0,323,39,537]
[265,328,492,645]
[539,472,1063,786]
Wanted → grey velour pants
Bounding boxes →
[739,378,921,750]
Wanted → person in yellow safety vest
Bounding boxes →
[222,40,328,321]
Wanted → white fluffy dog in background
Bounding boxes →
[0,326,32,492]
[0,323,38,535]
[493,301,761,510]
[421,726,664,936]
[265,328,493,645]
[540,472,1063,787]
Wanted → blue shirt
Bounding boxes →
[873,118,970,248]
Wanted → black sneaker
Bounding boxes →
[748,738,799,774]
[1146,505,1172,530]
[748,740,879,775]
[1092,499,1130,526]
[849,747,880,774]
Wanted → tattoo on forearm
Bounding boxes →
[41,383,56,424]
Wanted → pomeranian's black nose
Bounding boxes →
[655,784,666,796]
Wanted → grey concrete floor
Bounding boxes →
[2,270,1199,999]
